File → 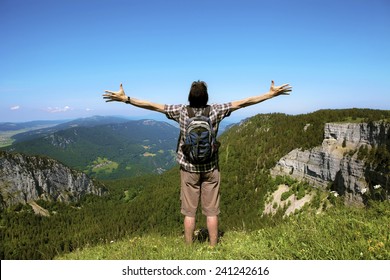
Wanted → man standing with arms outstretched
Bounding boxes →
[103,80,291,246]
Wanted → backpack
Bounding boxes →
[181,106,220,164]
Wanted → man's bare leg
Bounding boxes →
[207,215,218,247]
[184,216,196,245]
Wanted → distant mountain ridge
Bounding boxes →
[0,120,66,132]
[3,117,179,179]
[10,116,130,143]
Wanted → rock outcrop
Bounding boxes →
[271,122,390,205]
[0,151,106,208]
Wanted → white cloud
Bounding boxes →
[85,108,93,111]
[47,106,71,113]
[10,105,20,110]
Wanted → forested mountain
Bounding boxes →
[0,120,67,147]
[1,108,389,259]
[3,118,179,179]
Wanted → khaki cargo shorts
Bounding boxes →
[180,168,220,217]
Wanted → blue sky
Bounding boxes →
[1,0,389,122]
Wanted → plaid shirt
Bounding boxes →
[165,103,232,173]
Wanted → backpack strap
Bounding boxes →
[186,106,195,118]
[177,106,196,152]
[202,105,211,117]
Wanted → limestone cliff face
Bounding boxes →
[272,122,390,205]
[0,151,106,208]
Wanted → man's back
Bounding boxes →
[164,103,232,172]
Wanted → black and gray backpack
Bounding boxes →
[181,106,220,164]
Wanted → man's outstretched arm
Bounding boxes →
[103,84,165,113]
[230,81,292,112]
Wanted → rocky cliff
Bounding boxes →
[0,151,106,208]
[271,122,390,205]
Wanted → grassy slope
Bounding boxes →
[57,201,390,260]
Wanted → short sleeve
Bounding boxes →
[211,102,232,123]
[164,104,185,123]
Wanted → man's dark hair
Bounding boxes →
[188,80,209,108]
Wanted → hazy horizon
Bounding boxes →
[1,0,389,122]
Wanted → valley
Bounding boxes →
[1,116,179,179]
[0,120,66,148]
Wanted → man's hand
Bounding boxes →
[103,84,128,102]
[269,80,292,97]
[230,80,292,111]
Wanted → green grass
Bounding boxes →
[90,157,119,174]
[56,201,390,260]
[0,130,26,147]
